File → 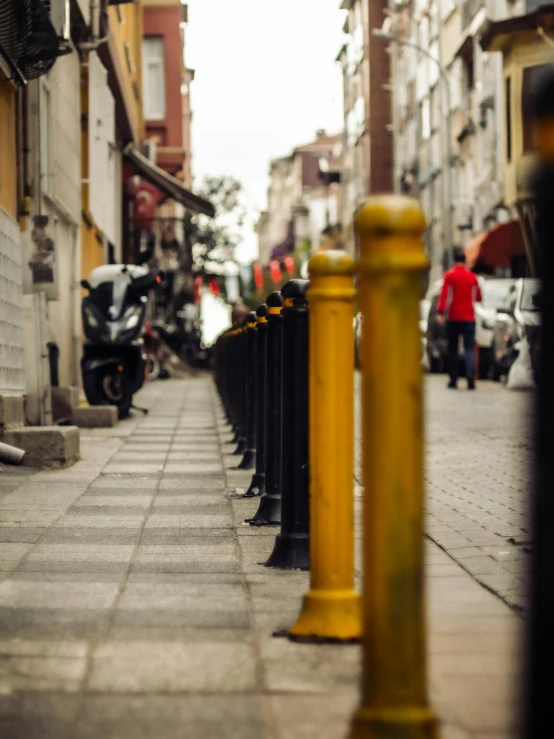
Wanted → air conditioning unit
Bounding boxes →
[143,139,157,162]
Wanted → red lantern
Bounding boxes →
[269,260,282,284]
[252,262,264,292]
[284,255,295,275]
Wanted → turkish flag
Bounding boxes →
[135,182,161,231]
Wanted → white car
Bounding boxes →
[475,278,517,377]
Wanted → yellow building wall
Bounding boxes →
[502,33,553,206]
[0,71,18,220]
[108,2,144,145]
[81,2,144,280]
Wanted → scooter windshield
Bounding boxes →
[110,279,129,320]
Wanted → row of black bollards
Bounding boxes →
[214,280,310,570]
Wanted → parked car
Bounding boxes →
[492,278,541,381]
[426,276,515,377]
[475,278,516,377]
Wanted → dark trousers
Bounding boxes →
[447,321,476,383]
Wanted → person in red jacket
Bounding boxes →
[437,247,482,390]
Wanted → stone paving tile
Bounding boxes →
[72,695,268,739]
[0,693,84,739]
[88,642,257,693]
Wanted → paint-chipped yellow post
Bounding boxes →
[288,249,361,642]
[349,197,439,739]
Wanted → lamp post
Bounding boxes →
[373,28,454,272]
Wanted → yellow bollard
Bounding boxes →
[348,196,439,738]
[288,249,361,642]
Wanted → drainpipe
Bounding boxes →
[79,0,110,52]
[0,442,26,466]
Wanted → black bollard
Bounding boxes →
[236,312,257,470]
[265,280,310,570]
[232,320,247,456]
[228,327,242,446]
[251,292,284,525]
[244,304,269,497]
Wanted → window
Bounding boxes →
[522,64,551,153]
[505,77,511,162]
[420,98,431,140]
[143,37,166,120]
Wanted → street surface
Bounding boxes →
[0,376,527,738]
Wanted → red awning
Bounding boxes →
[465,220,526,271]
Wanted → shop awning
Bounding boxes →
[465,220,526,270]
[123,145,215,218]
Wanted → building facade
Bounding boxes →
[257,132,342,266]
[382,0,544,281]
[0,0,211,461]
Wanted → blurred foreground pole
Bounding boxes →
[523,70,554,739]
[349,197,439,739]
[288,250,361,642]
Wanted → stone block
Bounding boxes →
[4,426,80,469]
[0,395,25,431]
[72,405,118,428]
[51,387,79,422]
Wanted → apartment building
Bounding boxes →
[383,0,542,281]
[257,132,341,266]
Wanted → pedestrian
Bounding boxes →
[437,247,482,390]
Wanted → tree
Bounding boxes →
[190,176,246,274]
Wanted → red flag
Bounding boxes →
[284,255,295,275]
[269,260,281,283]
[252,262,264,292]
[194,275,203,304]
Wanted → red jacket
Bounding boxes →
[437,265,482,322]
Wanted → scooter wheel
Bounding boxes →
[83,370,133,419]
[146,356,161,382]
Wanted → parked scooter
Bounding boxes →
[80,264,161,418]
[153,305,211,370]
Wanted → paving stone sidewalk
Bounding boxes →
[0,376,523,738]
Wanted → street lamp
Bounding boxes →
[373,27,454,272]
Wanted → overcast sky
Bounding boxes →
[186,0,346,263]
